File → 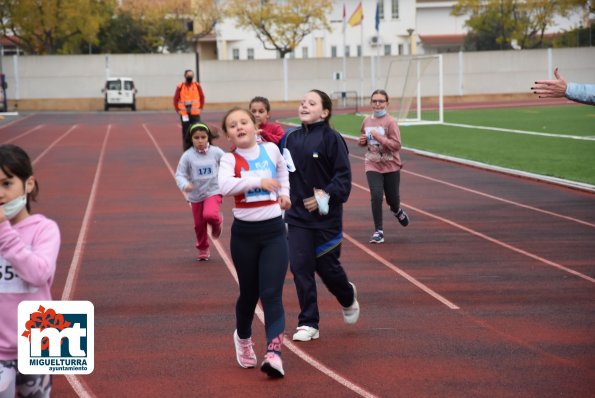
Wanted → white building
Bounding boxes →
[196,0,587,61]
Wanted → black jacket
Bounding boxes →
[282,121,351,229]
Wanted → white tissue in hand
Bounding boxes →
[314,189,330,215]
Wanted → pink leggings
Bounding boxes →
[191,194,222,250]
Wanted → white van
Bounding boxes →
[102,77,137,111]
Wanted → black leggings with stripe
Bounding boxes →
[230,216,288,343]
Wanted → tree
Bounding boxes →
[111,0,223,53]
[226,0,333,58]
[452,0,589,50]
[0,0,114,54]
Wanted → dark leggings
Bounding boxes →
[230,216,288,343]
[366,170,401,231]
[288,224,354,330]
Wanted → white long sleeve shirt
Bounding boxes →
[218,143,289,222]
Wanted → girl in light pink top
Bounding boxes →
[358,90,410,244]
[0,144,59,398]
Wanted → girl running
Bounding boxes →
[358,89,409,244]
[0,144,59,398]
[248,96,285,145]
[175,123,225,261]
[281,89,360,343]
[218,107,291,378]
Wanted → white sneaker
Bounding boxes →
[292,325,320,341]
[342,282,360,324]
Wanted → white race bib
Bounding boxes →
[241,169,277,203]
[194,162,215,180]
[365,126,385,145]
[0,257,38,294]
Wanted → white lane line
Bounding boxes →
[360,180,595,285]
[61,125,110,301]
[2,124,43,144]
[343,233,459,310]
[350,153,595,228]
[442,122,595,141]
[0,114,33,130]
[144,123,380,398]
[61,127,111,398]
[31,125,78,164]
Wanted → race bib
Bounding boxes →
[241,169,277,203]
[194,163,215,180]
[365,126,385,145]
[0,257,37,294]
[181,115,189,122]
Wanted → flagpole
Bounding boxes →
[342,4,346,95]
[359,18,364,107]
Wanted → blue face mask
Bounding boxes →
[1,195,27,220]
[374,110,387,118]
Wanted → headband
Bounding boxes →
[188,123,210,135]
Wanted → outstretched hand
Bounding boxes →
[532,67,568,99]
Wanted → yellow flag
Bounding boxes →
[348,2,363,27]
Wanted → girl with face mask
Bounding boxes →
[0,144,60,398]
[358,90,410,245]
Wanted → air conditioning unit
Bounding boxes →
[369,35,382,46]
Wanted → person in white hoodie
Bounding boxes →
[0,144,59,398]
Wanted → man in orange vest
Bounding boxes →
[173,69,205,148]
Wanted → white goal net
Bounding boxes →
[384,54,444,126]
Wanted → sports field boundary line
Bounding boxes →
[143,123,380,398]
[285,123,595,194]
[351,181,595,284]
[348,153,595,228]
[340,134,595,194]
[402,147,595,194]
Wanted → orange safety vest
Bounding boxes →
[177,82,202,116]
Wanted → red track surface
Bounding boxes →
[1,111,593,398]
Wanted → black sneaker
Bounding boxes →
[369,230,384,243]
[394,208,409,227]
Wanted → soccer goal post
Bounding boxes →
[384,54,444,126]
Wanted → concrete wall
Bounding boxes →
[1,48,594,111]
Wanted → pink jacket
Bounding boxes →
[0,214,60,360]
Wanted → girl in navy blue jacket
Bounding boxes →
[282,89,360,342]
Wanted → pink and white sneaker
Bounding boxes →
[260,333,285,377]
[260,352,284,378]
[197,248,210,261]
[233,330,257,368]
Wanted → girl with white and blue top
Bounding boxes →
[218,107,291,378]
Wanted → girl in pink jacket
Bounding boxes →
[0,144,59,398]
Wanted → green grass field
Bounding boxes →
[282,105,595,185]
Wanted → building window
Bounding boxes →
[398,44,404,55]
[391,0,399,19]
[345,45,350,57]
[384,44,391,56]
[331,45,337,58]
[357,45,362,57]
[379,0,384,19]
[302,47,308,58]
[247,48,254,60]
[232,48,240,60]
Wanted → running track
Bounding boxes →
[1,112,593,397]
